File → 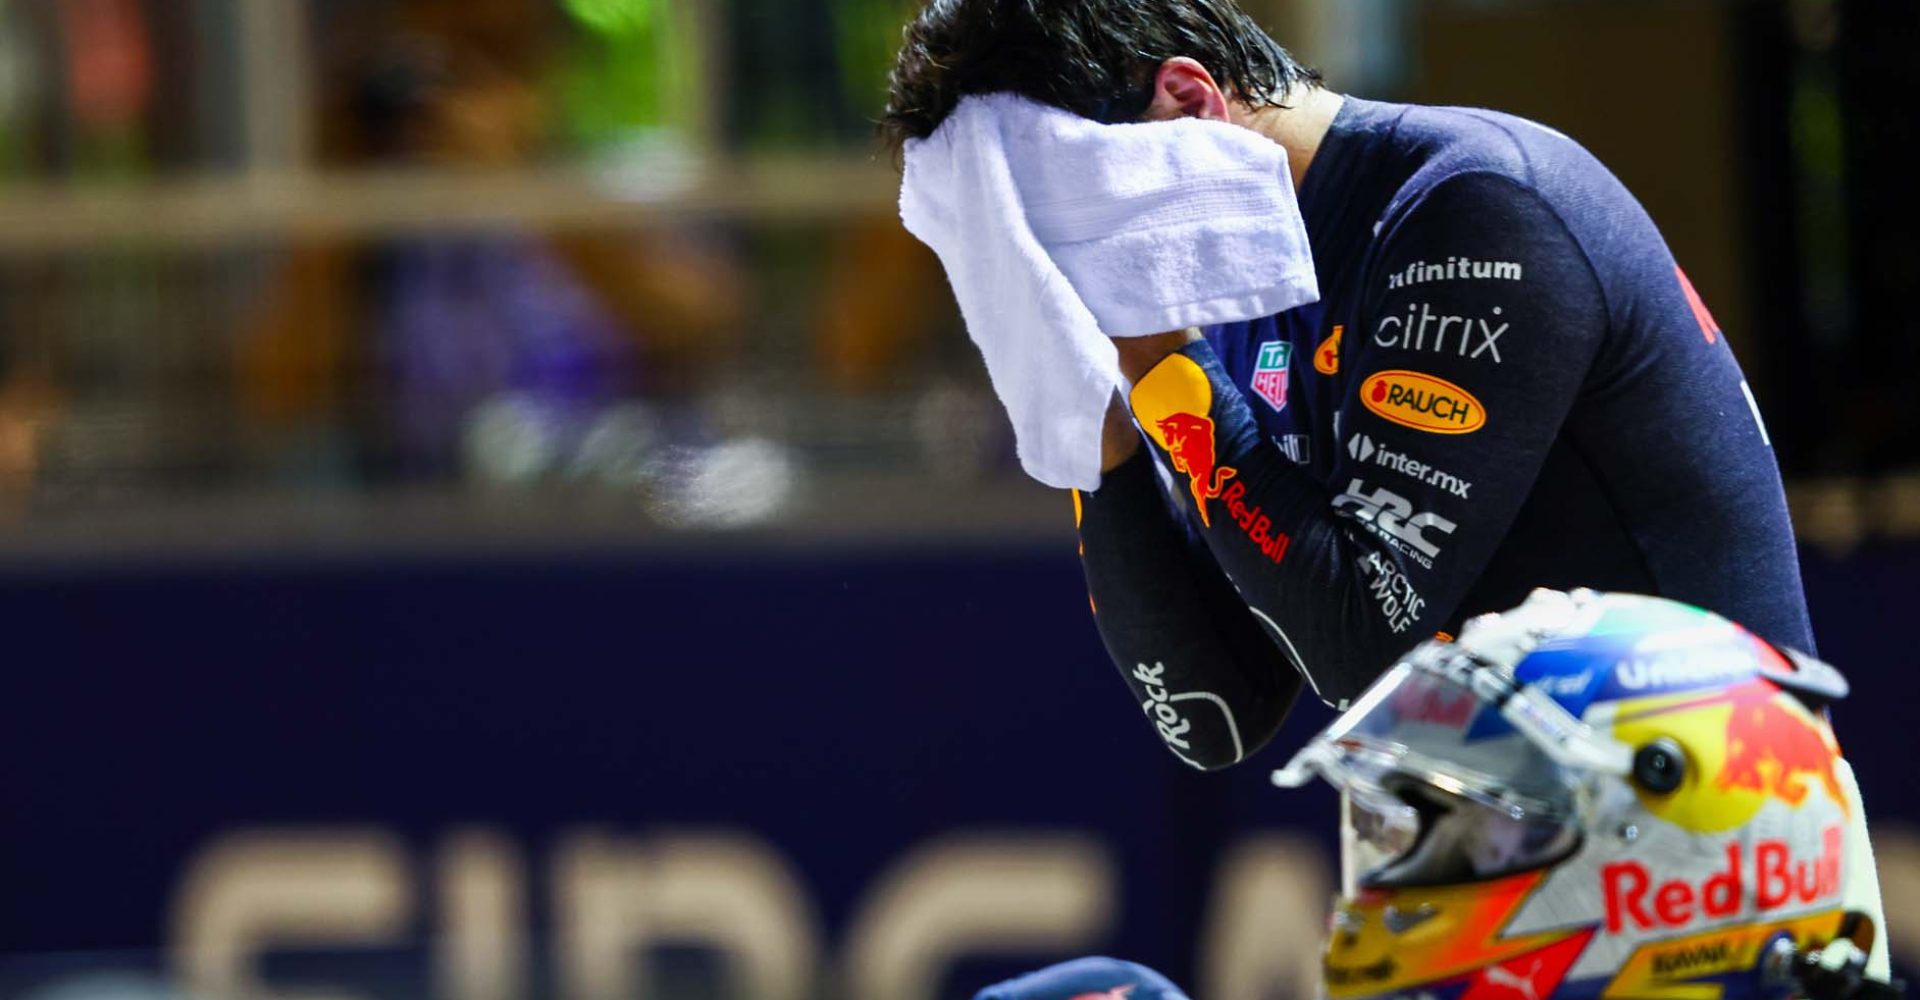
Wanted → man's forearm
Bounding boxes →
[1077,448,1302,769]
[1126,341,1446,706]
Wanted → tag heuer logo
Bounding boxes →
[1251,341,1293,412]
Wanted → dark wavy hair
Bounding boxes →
[881,0,1320,152]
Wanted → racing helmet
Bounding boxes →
[1273,589,1897,1000]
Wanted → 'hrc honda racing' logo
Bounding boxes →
[1361,371,1486,435]
[1333,479,1457,569]
[1155,413,1235,528]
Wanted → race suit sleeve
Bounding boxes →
[1075,444,1305,771]
[1110,171,1609,714]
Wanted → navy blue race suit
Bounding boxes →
[1077,98,1813,771]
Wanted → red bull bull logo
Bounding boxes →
[1718,681,1847,813]
[1611,677,1851,834]
[1129,353,1242,529]
[1155,412,1236,528]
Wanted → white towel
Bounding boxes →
[899,91,1320,491]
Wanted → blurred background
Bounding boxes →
[1,0,1917,998]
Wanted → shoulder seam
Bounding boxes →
[1390,169,1614,335]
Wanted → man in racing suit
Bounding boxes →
[886,0,1813,770]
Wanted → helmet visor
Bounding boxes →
[1344,778,1585,888]
[1274,651,1629,888]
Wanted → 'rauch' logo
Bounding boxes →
[1361,371,1487,435]
[1250,341,1292,412]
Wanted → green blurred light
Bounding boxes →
[562,0,656,38]
[834,0,918,117]
[553,0,700,147]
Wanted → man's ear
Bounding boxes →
[1140,57,1232,123]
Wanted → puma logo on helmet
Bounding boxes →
[1481,958,1544,1000]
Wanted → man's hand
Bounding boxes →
[1102,329,1202,472]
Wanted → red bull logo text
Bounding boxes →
[1156,412,1236,528]
[1388,677,1478,728]
[1601,825,1842,933]
[1719,681,1847,812]
[1219,482,1290,563]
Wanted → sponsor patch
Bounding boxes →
[1605,912,1845,995]
[1387,256,1525,291]
[1334,479,1457,569]
[1373,302,1508,364]
[1155,414,1233,528]
[1347,433,1473,498]
[1314,325,1344,375]
[1132,354,1236,528]
[1250,341,1293,412]
[1613,646,1755,693]
[1362,371,1487,435]
[1220,481,1290,564]
[1133,662,1195,752]
[1650,939,1732,978]
[1132,662,1243,768]
[1360,550,1424,633]
[1274,434,1311,465]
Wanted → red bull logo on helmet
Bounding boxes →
[1612,677,1850,835]
[1601,825,1842,933]
[1717,680,1847,812]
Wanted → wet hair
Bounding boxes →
[881,0,1320,152]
